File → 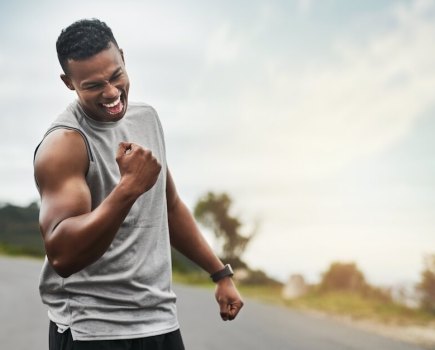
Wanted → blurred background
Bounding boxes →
[1,0,435,324]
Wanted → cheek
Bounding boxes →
[122,77,130,90]
[78,92,97,104]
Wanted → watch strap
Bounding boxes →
[210,264,234,282]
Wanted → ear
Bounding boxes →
[60,74,75,90]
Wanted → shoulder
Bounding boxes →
[34,129,89,189]
[127,101,159,118]
[126,101,164,131]
[35,128,89,162]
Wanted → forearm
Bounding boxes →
[168,198,224,274]
[45,181,137,277]
[165,169,244,320]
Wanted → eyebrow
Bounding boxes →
[81,67,123,88]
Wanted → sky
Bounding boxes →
[1,0,435,287]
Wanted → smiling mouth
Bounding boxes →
[102,95,124,115]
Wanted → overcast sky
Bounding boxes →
[1,0,435,286]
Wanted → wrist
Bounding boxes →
[210,264,234,283]
[116,178,141,203]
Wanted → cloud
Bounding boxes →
[168,0,435,193]
[297,0,314,14]
[205,23,242,65]
[162,0,435,284]
[229,0,435,183]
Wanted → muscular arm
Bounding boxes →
[166,170,224,274]
[35,130,160,278]
[166,169,244,320]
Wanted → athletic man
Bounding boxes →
[34,18,243,350]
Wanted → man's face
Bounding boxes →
[61,43,130,122]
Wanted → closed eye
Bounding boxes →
[84,84,104,90]
[110,72,123,83]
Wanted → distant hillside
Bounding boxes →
[0,202,44,256]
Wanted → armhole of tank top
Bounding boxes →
[34,125,94,174]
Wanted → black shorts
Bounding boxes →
[49,321,185,350]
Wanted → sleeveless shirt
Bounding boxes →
[35,100,179,341]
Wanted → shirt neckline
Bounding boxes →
[76,100,124,130]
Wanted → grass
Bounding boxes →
[238,284,285,305]
[0,242,44,259]
[172,270,214,287]
[284,290,435,326]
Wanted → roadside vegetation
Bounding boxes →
[1,198,435,328]
[172,260,435,326]
[0,202,44,258]
[282,262,435,326]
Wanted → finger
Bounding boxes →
[218,301,230,321]
[220,311,229,321]
[116,142,132,158]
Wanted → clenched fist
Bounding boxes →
[116,142,162,197]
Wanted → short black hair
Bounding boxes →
[56,18,119,73]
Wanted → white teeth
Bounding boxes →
[102,96,121,108]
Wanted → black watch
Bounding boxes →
[210,264,234,282]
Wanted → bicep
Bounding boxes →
[39,177,91,238]
[35,129,91,239]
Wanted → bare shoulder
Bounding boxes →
[34,128,89,191]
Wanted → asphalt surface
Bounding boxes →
[0,256,426,350]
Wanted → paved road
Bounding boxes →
[0,257,426,350]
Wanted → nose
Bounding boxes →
[102,82,119,99]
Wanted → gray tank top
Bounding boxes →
[36,100,179,341]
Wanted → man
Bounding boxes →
[34,18,243,350]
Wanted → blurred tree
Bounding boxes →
[193,192,256,268]
[320,262,368,292]
[417,254,435,314]
[319,261,391,301]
